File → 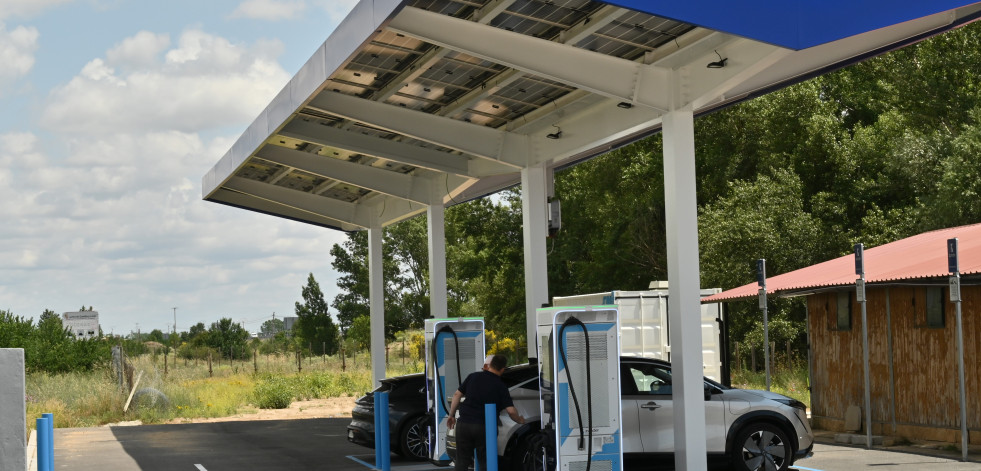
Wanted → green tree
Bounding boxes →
[295,273,341,355]
[346,315,372,351]
[147,329,164,343]
[205,318,250,359]
[0,310,33,349]
[551,141,667,296]
[39,309,60,323]
[186,322,207,343]
[329,223,426,337]
[445,193,526,339]
[698,169,827,347]
[260,318,285,335]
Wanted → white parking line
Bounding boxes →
[194,465,208,471]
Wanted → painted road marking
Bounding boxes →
[346,455,446,471]
[791,466,825,471]
[194,465,208,471]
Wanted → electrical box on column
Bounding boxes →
[537,306,622,471]
[424,318,485,465]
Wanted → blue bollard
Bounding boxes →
[36,417,50,471]
[43,412,54,471]
[374,392,382,470]
[484,404,498,471]
[377,392,391,471]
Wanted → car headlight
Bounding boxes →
[773,398,807,414]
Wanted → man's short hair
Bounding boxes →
[490,354,507,371]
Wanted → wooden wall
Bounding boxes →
[808,284,980,442]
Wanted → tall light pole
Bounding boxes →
[172,307,178,363]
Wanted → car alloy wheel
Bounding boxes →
[736,423,790,471]
[400,416,431,460]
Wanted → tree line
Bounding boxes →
[0,310,110,373]
[325,22,981,358]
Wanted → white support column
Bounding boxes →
[428,199,448,319]
[662,105,708,470]
[368,222,386,387]
[521,162,549,359]
[0,349,26,471]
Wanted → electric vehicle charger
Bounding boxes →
[558,317,593,470]
[537,307,621,471]
[424,318,485,465]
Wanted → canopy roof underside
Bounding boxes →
[203,0,981,232]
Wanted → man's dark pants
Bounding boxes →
[454,421,486,471]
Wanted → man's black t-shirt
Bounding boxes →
[456,370,513,424]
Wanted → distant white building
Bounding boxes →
[62,311,100,340]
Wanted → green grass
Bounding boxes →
[24,349,426,435]
[730,363,811,407]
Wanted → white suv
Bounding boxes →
[448,356,813,471]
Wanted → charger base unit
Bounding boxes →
[424,318,485,464]
[536,306,622,471]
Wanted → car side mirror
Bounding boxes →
[704,385,714,401]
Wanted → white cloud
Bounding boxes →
[316,0,359,24]
[311,0,358,25]
[41,29,290,135]
[230,0,307,21]
[3,28,347,331]
[0,0,73,21]
[0,129,347,327]
[0,23,39,89]
[106,31,170,69]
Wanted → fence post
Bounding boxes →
[751,347,757,372]
[254,349,258,374]
[208,353,213,377]
[342,346,346,372]
[734,342,741,373]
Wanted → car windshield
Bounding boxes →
[501,363,538,387]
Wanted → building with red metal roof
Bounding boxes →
[706,223,981,446]
[704,222,981,303]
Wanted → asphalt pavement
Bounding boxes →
[45,418,443,471]
[793,442,981,471]
[34,418,981,471]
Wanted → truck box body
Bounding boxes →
[552,284,725,383]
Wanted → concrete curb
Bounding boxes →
[26,429,37,471]
[812,429,979,463]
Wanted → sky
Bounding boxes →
[0,0,361,336]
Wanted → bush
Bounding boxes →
[252,375,294,409]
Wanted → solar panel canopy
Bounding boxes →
[202,0,981,232]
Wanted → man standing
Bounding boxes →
[447,354,525,471]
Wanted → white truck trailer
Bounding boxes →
[552,281,727,384]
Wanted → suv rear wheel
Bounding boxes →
[732,422,791,471]
[513,430,553,471]
[399,416,430,460]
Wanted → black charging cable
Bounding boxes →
[431,326,462,416]
[558,317,592,471]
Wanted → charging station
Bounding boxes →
[424,317,485,464]
[537,306,622,471]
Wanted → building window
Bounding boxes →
[836,291,852,330]
[925,286,945,328]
